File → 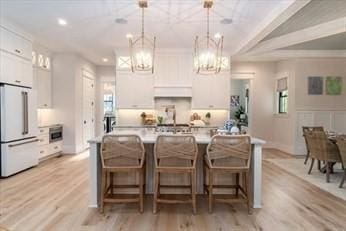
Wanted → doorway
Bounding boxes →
[82,75,95,149]
[230,78,252,133]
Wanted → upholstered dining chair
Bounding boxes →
[302,126,324,165]
[304,130,341,183]
[153,135,198,214]
[336,135,346,188]
[204,135,252,214]
[100,135,145,213]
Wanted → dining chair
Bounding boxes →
[336,135,346,188]
[304,130,341,183]
[302,126,324,165]
[204,135,252,214]
[100,135,145,213]
[153,135,198,214]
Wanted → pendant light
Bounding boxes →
[194,0,224,75]
[129,0,156,74]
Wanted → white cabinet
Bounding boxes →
[37,126,63,160]
[154,53,193,87]
[0,51,33,87]
[116,74,154,109]
[0,27,32,60]
[192,74,230,109]
[33,67,52,108]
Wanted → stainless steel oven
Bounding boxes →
[49,126,63,143]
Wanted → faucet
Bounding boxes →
[165,105,176,133]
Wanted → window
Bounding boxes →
[103,94,114,114]
[32,51,36,65]
[278,90,288,113]
[276,77,288,114]
[117,56,131,70]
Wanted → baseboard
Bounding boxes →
[268,142,299,155]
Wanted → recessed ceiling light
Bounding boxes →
[115,18,127,24]
[214,33,222,39]
[220,18,232,24]
[126,33,133,39]
[57,18,67,26]
[102,58,109,62]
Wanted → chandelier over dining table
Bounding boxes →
[194,0,224,75]
[129,0,156,74]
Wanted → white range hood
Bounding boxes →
[154,86,192,98]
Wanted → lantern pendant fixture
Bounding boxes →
[194,0,224,75]
[129,0,156,74]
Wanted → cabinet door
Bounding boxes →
[0,51,33,87]
[192,74,230,109]
[116,74,154,109]
[0,27,32,60]
[36,68,52,108]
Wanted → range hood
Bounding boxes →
[154,86,192,98]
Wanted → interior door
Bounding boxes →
[82,76,95,149]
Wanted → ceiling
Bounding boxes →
[262,0,346,41]
[0,0,292,65]
[279,32,346,50]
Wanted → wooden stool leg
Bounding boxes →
[208,169,213,213]
[235,173,239,197]
[191,170,197,214]
[308,158,315,174]
[99,170,107,213]
[110,172,114,195]
[153,170,159,214]
[339,169,345,188]
[139,169,144,213]
[304,151,310,165]
[326,161,330,183]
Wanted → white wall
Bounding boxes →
[50,53,96,154]
[231,62,277,144]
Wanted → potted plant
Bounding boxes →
[205,112,211,125]
[140,112,146,125]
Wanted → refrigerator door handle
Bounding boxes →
[21,91,29,135]
[8,139,39,148]
[25,92,29,134]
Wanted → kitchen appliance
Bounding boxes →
[49,125,63,143]
[0,84,39,177]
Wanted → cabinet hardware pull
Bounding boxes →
[15,49,21,53]
[8,139,39,148]
[15,80,21,83]
[40,151,44,153]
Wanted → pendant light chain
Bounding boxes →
[141,7,144,48]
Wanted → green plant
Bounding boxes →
[157,116,163,124]
[140,112,146,118]
[234,106,245,120]
[205,112,211,119]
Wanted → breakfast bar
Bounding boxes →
[88,128,265,209]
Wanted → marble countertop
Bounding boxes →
[38,124,63,128]
[88,129,266,145]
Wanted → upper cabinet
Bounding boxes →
[116,73,154,109]
[0,26,33,88]
[154,53,193,87]
[0,27,32,60]
[192,74,230,109]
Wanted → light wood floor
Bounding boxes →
[0,149,345,231]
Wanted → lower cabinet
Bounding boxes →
[38,130,62,160]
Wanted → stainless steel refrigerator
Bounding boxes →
[0,84,39,177]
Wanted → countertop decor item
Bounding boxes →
[128,0,156,74]
[326,76,342,95]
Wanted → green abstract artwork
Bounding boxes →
[326,76,343,95]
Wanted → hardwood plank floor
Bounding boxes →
[0,150,345,231]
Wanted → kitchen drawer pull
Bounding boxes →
[8,139,39,148]
[40,129,44,133]
[40,150,45,154]
[15,80,21,83]
[15,49,21,53]
[54,146,58,149]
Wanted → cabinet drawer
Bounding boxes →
[38,146,50,159]
[0,27,32,60]
[48,141,62,154]
[38,127,49,135]
[38,134,49,146]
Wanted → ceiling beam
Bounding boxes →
[234,0,311,56]
[246,17,346,55]
[233,50,346,61]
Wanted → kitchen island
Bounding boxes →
[88,128,265,209]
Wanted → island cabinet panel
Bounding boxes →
[192,74,230,109]
[154,53,193,87]
[116,73,154,109]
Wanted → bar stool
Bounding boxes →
[100,135,145,213]
[204,135,252,214]
[153,135,198,214]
